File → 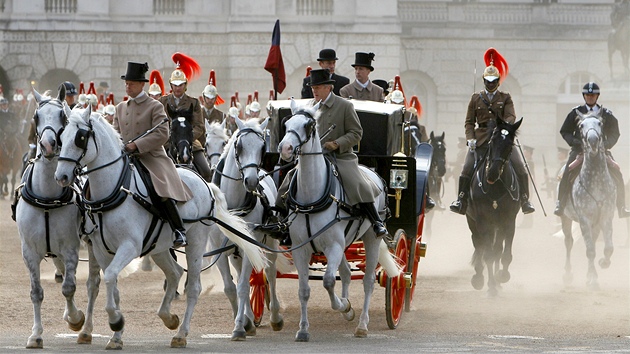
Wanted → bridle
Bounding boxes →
[283,110,318,160]
[34,99,68,155]
[484,127,513,180]
[215,127,266,182]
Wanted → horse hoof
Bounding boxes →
[55,273,63,283]
[271,318,284,331]
[354,328,368,338]
[68,310,85,332]
[471,274,484,290]
[77,332,92,344]
[170,336,187,348]
[599,258,611,269]
[487,288,498,298]
[105,337,123,350]
[231,330,247,341]
[26,337,43,349]
[109,315,125,332]
[495,270,511,283]
[163,314,180,330]
[244,317,256,336]
[295,331,310,342]
[342,307,355,321]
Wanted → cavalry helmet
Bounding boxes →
[249,101,261,112]
[482,65,500,82]
[390,89,404,104]
[582,82,600,94]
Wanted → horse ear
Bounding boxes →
[33,87,43,104]
[513,117,523,131]
[221,118,226,130]
[440,131,445,140]
[204,118,211,132]
[430,131,435,140]
[57,84,66,102]
[235,116,245,131]
[290,98,297,114]
[260,117,269,131]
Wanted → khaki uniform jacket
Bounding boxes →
[159,94,205,152]
[464,90,516,147]
[313,93,380,205]
[201,107,226,145]
[339,80,384,102]
[114,93,192,202]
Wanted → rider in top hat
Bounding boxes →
[339,52,383,102]
[449,48,535,216]
[301,48,350,99]
[554,82,629,218]
[158,52,213,182]
[114,61,193,248]
[272,68,390,242]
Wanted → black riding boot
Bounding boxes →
[163,198,187,249]
[612,170,630,218]
[554,168,571,216]
[450,176,470,215]
[359,203,389,240]
[519,173,535,214]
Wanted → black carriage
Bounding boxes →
[252,99,431,329]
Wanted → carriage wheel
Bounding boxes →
[249,269,268,327]
[385,229,409,329]
[404,235,421,312]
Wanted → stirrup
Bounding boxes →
[521,201,535,214]
[449,200,466,215]
[172,230,187,249]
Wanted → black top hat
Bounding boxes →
[372,79,389,95]
[307,69,336,86]
[351,52,375,71]
[120,62,149,82]
[317,49,338,62]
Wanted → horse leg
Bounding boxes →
[469,222,485,290]
[484,235,498,298]
[59,251,85,333]
[171,240,203,348]
[52,257,64,283]
[561,217,574,285]
[150,252,183,327]
[355,235,380,338]
[220,254,238,318]
[78,241,102,345]
[599,220,614,269]
[232,258,255,341]
[292,246,312,342]
[496,223,515,284]
[265,251,285,331]
[338,255,354,321]
[23,250,44,348]
[322,242,351,318]
[579,221,598,290]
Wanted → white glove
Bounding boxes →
[467,139,477,151]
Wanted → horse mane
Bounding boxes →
[218,119,262,160]
[207,121,229,141]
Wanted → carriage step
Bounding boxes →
[419,242,427,258]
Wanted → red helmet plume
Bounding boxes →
[87,81,96,95]
[106,93,115,105]
[393,75,407,107]
[408,95,423,118]
[171,52,201,82]
[306,66,312,78]
[483,47,508,84]
[149,70,165,96]
[208,70,216,86]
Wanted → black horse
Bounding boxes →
[167,104,194,167]
[466,117,523,297]
[428,131,446,208]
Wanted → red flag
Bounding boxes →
[264,20,286,95]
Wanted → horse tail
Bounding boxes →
[274,251,295,275]
[208,183,267,271]
[378,241,402,276]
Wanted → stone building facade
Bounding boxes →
[0,0,628,169]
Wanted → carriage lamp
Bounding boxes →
[388,169,408,218]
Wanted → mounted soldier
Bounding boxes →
[450,47,535,215]
[554,82,629,218]
[158,52,213,182]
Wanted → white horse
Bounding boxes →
[205,119,229,171]
[54,106,266,349]
[212,117,284,340]
[561,112,616,290]
[277,100,400,341]
[13,86,87,349]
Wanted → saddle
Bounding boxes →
[567,152,620,184]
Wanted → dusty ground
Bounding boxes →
[1,187,629,351]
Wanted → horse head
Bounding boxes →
[55,105,96,186]
[33,85,70,159]
[576,110,604,157]
[231,117,269,192]
[429,131,447,177]
[486,117,521,184]
[205,119,229,168]
[278,99,320,162]
[168,104,194,164]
